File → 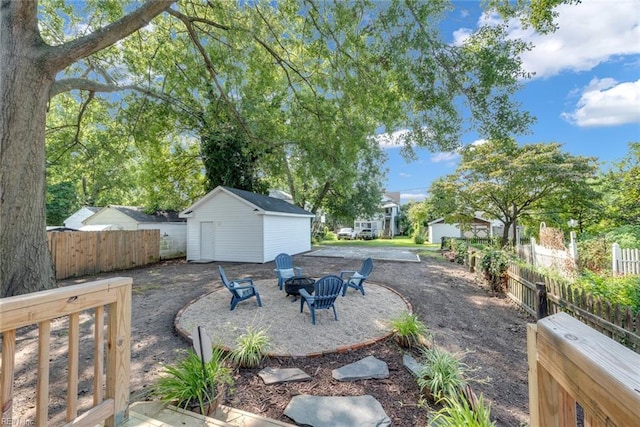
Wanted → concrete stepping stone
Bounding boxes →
[332,355,389,381]
[258,367,311,384]
[284,394,391,427]
[403,354,422,377]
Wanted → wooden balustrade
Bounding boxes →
[528,312,640,426]
[0,278,132,426]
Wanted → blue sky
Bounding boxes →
[382,0,640,203]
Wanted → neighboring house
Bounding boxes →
[179,186,314,263]
[63,206,101,230]
[354,192,401,238]
[82,205,187,259]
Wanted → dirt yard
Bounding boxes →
[11,250,532,426]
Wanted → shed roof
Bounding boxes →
[181,186,314,217]
[428,216,491,226]
[101,206,185,223]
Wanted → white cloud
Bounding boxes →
[373,129,411,148]
[562,78,640,127]
[399,172,412,178]
[507,1,640,78]
[452,28,473,46]
[431,151,459,164]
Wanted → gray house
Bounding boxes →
[180,186,314,263]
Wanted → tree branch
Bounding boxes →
[166,8,252,139]
[46,0,175,71]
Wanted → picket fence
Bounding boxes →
[47,230,160,279]
[507,263,640,353]
[612,243,640,276]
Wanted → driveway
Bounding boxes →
[305,246,421,262]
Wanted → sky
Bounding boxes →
[382,0,640,204]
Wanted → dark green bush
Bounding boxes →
[448,239,469,264]
[480,250,509,293]
[575,271,640,314]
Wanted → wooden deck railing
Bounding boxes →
[1,278,132,426]
[528,312,640,426]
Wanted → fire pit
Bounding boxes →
[284,276,316,300]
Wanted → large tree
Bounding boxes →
[3,0,568,297]
[601,142,640,227]
[1,1,175,297]
[430,140,599,246]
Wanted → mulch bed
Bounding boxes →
[227,338,431,426]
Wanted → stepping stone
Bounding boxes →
[258,367,311,384]
[284,394,391,427]
[403,354,422,377]
[332,355,389,381]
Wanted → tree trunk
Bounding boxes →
[501,221,512,247]
[1,1,173,297]
[1,2,57,297]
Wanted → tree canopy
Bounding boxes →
[2,0,568,296]
[429,140,599,245]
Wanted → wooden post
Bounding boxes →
[105,282,131,427]
[527,324,540,427]
[469,251,476,273]
[536,282,548,320]
[612,242,621,275]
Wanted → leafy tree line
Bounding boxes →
[405,141,639,247]
[2,0,576,296]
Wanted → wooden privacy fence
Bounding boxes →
[528,312,640,426]
[0,277,132,426]
[48,230,160,279]
[612,243,640,276]
[507,263,640,353]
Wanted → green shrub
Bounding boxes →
[324,231,337,241]
[450,240,469,264]
[431,394,496,427]
[230,326,271,369]
[577,236,611,273]
[417,347,470,401]
[154,348,233,414]
[414,234,425,245]
[607,225,640,248]
[575,271,640,314]
[389,311,430,348]
[480,250,509,293]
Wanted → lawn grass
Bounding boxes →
[318,236,443,259]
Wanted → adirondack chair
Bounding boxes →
[299,275,343,325]
[218,266,262,311]
[340,257,373,296]
[274,253,303,290]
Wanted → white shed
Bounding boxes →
[63,206,100,229]
[180,186,314,263]
[427,216,492,244]
[82,205,187,259]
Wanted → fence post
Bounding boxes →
[535,282,548,320]
[530,237,537,268]
[612,243,621,276]
[469,250,476,273]
[569,231,578,261]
